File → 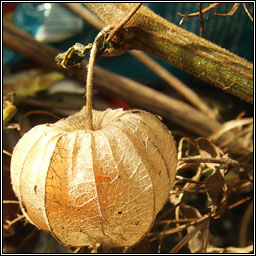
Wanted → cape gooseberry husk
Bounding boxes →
[10,107,177,247]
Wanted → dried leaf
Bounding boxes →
[3,93,17,127]
[196,137,224,168]
[196,137,219,158]
[3,103,17,127]
[4,69,64,97]
[204,169,228,214]
[170,217,209,253]
[180,203,202,219]
[187,221,209,253]
[179,204,207,253]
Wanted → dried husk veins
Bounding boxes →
[10,108,177,247]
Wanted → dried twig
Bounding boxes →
[177,3,222,24]
[170,217,210,253]
[198,3,204,37]
[4,214,25,229]
[239,200,253,247]
[105,3,143,45]
[3,149,12,157]
[180,156,239,167]
[214,3,239,16]
[3,200,19,204]
[242,3,253,22]
[19,110,60,136]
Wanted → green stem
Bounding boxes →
[86,3,253,103]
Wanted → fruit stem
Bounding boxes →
[86,41,97,130]
[85,26,114,130]
[85,4,143,130]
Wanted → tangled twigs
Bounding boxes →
[214,3,239,17]
[178,3,253,25]
[214,2,253,21]
[4,214,25,230]
[177,3,222,25]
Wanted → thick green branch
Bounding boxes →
[86,3,253,103]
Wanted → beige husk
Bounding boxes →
[10,107,177,247]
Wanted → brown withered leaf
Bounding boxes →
[196,137,224,168]
[180,203,202,219]
[186,221,209,253]
[180,204,208,253]
[170,217,210,253]
[204,169,228,215]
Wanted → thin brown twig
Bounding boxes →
[156,218,202,226]
[213,196,252,220]
[180,156,239,167]
[105,3,143,45]
[3,200,19,204]
[242,3,253,22]
[177,3,222,18]
[149,214,210,241]
[178,3,222,25]
[214,3,239,16]
[175,176,204,185]
[4,214,25,229]
[3,149,12,157]
[19,110,61,136]
[227,196,252,211]
[73,247,82,253]
[239,200,253,247]
[198,3,204,37]
[170,217,210,253]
